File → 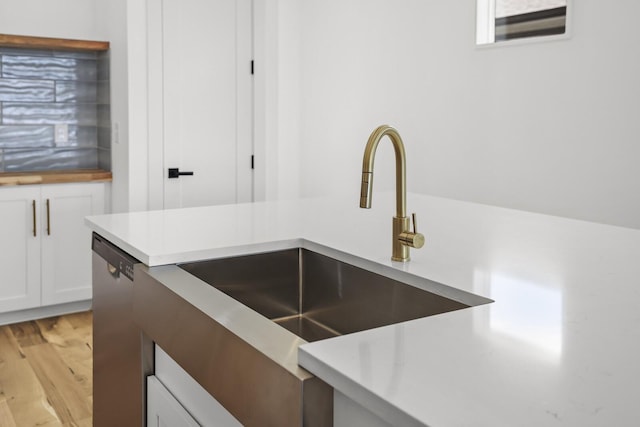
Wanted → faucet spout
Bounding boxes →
[359,125,424,262]
[359,125,406,218]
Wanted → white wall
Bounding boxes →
[93,0,149,214]
[279,0,640,229]
[123,1,150,213]
[253,0,302,202]
[275,0,302,201]
[92,0,129,214]
[0,0,98,39]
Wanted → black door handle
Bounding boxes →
[168,168,195,179]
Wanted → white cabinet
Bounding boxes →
[0,182,105,316]
[40,183,104,305]
[153,345,242,427]
[147,376,200,427]
[0,186,41,313]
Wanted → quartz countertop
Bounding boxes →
[85,193,640,426]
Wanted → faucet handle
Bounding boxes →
[399,213,425,249]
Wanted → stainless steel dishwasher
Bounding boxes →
[92,232,153,427]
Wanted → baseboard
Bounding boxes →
[0,300,92,326]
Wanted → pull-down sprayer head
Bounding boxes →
[360,172,373,209]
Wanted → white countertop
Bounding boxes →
[86,193,640,426]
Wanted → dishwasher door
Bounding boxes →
[92,233,151,427]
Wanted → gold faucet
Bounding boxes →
[360,125,424,262]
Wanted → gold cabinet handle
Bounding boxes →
[46,199,51,236]
[32,200,37,237]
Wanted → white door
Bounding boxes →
[150,0,253,209]
[40,183,105,305]
[0,187,41,313]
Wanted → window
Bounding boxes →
[477,0,568,45]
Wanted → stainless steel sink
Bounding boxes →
[179,248,470,342]
[136,248,487,426]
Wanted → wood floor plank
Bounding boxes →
[0,325,25,360]
[0,327,61,426]
[9,320,47,347]
[0,399,18,427]
[63,311,93,332]
[22,343,92,425]
[63,416,92,427]
[35,316,93,396]
[0,312,94,426]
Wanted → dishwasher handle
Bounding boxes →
[92,233,139,281]
[107,263,119,278]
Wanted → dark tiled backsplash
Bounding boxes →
[0,79,55,102]
[2,55,98,81]
[0,48,110,173]
[0,125,97,148]
[2,103,98,125]
[2,147,99,171]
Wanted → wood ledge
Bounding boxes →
[0,169,112,186]
[0,34,109,52]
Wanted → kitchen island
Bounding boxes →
[86,193,640,426]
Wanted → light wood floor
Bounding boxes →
[0,311,93,427]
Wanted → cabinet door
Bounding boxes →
[147,376,200,427]
[40,183,105,305]
[0,187,41,312]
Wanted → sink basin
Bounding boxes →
[179,248,470,342]
[138,248,486,425]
